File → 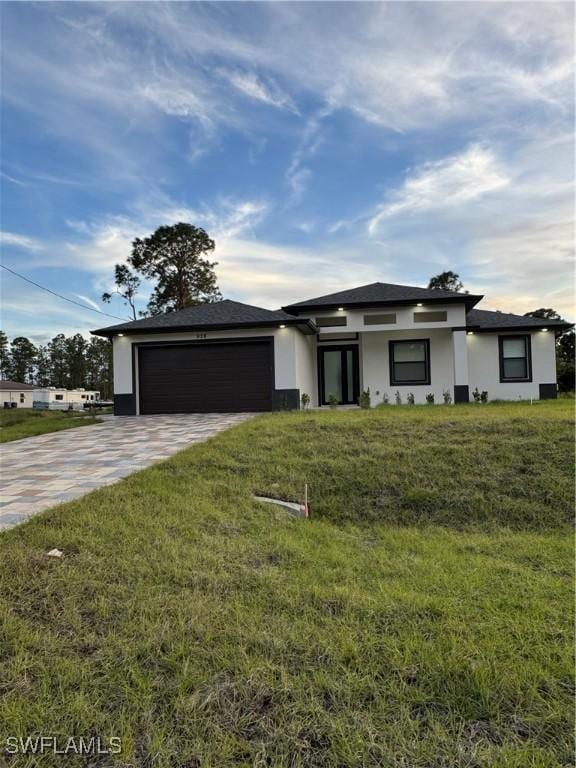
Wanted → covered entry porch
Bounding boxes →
[314,329,468,406]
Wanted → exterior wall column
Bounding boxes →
[112,335,137,415]
[452,330,469,403]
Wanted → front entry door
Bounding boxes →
[318,346,359,405]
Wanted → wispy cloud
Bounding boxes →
[37,198,269,283]
[368,144,510,233]
[220,69,298,113]
[0,231,44,252]
[215,237,382,309]
[143,198,269,242]
[469,205,574,318]
[75,294,104,312]
[358,131,574,319]
[139,83,213,123]
[63,217,143,274]
[1,171,27,187]
[285,104,334,205]
[18,196,382,315]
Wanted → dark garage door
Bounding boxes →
[138,341,273,414]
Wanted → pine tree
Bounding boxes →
[35,345,52,387]
[48,334,68,387]
[0,331,9,379]
[86,338,113,399]
[9,337,37,383]
[65,334,87,389]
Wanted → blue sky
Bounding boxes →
[1,1,573,343]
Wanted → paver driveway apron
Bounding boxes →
[0,414,253,531]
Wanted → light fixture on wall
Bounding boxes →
[541,328,548,332]
[337,307,345,311]
[416,302,423,307]
[279,324,286,329]
[117,333,124,337]
[467,331,474,335]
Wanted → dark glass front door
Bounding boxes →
[318,346,359,405]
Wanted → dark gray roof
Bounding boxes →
[0,380,35,391]
[92,299,315,337]
[91,291,573,338]
[283,281,483,312]
[466,309,572,332]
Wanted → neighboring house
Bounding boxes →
[34,387,101,410]
[0,380,35,408]
[92,282,572,415]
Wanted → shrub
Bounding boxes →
[359,388,371,409]
[558,357,575,392]
[425,393,435,404]
[473,387,488,403]
[300,392,310,410]
[328,393,339,409]
[395,391,402,406]
[407,393,415,405]
[442,389,452,405]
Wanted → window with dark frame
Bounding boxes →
[55,394,64,401]
[414,311,447,323]
[364,313,396,325]
[316,316,347,327]
[389,339,430,386]
[318,332,358,342]
[499,335,532,382]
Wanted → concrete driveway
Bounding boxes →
[0,413,253,531]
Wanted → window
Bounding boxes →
[389,339,430,385]
[414,311,447,323]
[499,335,532,382]
[316,316,347,327]
[81,395,86,399]
[20,393,25,403]
[364,313,396,325]
[318,332,358,342]
[55,394,64,401]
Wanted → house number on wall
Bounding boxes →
[196,333,207,339]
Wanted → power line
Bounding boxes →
[0,263,130,322]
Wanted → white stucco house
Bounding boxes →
[0,380,35,408]
[92,282,571,415]
[33,387,101,410]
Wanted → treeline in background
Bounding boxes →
[0,331,112,399]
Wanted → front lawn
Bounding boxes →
[0,408,99,443]
[0,401,573,767]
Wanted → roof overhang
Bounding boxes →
[452,319,574,333]
[463,322,573,334]
[283,294,484,314]
[91,317,317,338]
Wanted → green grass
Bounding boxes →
[0,401,573,767]
[0,409,100,443]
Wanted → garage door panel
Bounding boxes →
[138,341,273,414]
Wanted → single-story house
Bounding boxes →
[92,282,571,415]
[0,380,35,408]
[34,387,101,410]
